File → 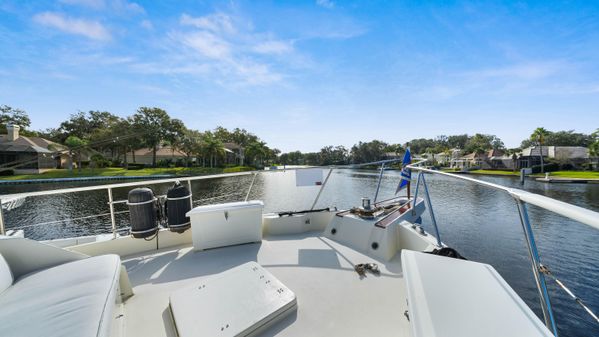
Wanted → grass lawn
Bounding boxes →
[532,171,599,179]
[1,167,226,180]
[441,169,518,176]
[440,168,599,179]
[467,169,519,176]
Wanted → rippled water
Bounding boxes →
[2,170,598,336]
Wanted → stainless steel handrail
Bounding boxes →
[407,165,599,230]
[406,163,599,336]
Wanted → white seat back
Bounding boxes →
[0,254,13,293]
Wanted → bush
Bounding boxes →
[90,154,110,168]
[223,166,255,173]
[110,159,122,167]
[0,169,14,176]
[157,159,173,168]
[126,163,145,170]
[531,163,559,174]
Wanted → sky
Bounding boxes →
[1,0,598,152]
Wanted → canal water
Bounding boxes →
[2,170,598,336]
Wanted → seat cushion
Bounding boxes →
[0,254,121,337]
[0,254,13,294]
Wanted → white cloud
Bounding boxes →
[166,12,297,86]
[180,13,235,34]
[140,19,153,30]
[59,0,105,9]
[252,40,293,55]
[33,12,111,41]
[180,31,231,59]
[59,0,144,14]
[316,0,334,9]
[463,61,566,81]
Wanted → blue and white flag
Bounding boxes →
[395,148,411,194]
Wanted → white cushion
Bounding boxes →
[0,254,13,293]
[0,254,121,337]
[402,250,553,337]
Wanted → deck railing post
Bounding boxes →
[0,199,5,235]
[412,172,423,215]
[373,163,385,203]
[420,174,442,247]
[245,172,258,202]
[107,188,116,239]
[310,168,333,210]
[515,200,559,336]
[187,179,193,208]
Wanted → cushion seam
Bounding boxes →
[95,255,121,337]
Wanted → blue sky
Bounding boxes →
[1,0,598,152]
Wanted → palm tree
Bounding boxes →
[201,133,224,168]
[530,127,549,173]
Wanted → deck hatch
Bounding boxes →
[169,261,297,337]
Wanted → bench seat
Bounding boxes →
[0,254,121,337]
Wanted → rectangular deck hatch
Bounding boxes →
[169,261,297,337]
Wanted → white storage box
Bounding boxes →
[187,200,264,251]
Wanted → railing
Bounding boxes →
[0,171,256,237]
[407,163,599,336]
[2,160,597,335]
[0,160,405,237]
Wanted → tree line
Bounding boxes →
[2,104,598,169]
[1,105,277,168]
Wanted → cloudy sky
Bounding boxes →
[1,0,598,151]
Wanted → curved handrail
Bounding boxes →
[407,165,599,231]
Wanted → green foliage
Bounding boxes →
[521,129,592,148]
[64,135,86,148]
[350,140,388,163]
[531,163,559,174]
[90,154,110,168]
[0,105,31,132]
[589,129,599,157]
[223,166,255,173]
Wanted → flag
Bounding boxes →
[395,148,411,194]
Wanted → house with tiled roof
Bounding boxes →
[0,125,67,173]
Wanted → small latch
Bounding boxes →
[224,211,229,220]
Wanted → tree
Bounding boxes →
[245,141,268,167]
[319,145,349,165]
[0,105,31,134]
[179,129,203,166]
[132,107,173,167]
[447,134,469,149]
[531,127,550,173]
[351,140,388,163]
[589,129,599,159]
[65,135,87,172]
[201,132,225,167]
[464,134,503,153]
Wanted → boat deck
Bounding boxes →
[119,232,411,337]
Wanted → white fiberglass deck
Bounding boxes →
[119,232,411,337]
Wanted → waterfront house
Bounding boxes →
[452,149,516,170]
[223,142,244,166]
[0,125,67,174]
[131,145,188,166]
[518,146,590,169]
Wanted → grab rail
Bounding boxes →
[406,163,599,336]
